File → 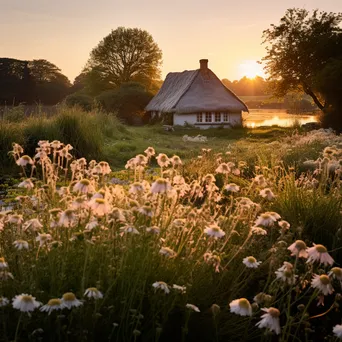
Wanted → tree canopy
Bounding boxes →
[0,58,71,105]
[84,27,162,93]
[262,8,342,130]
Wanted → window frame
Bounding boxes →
[196,113,203,123]
[223,113,230,122]
[205,112,212,123]
[214,113,221,122]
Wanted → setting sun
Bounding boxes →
[238,60,264,79]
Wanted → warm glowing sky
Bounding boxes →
[1,0,342,82]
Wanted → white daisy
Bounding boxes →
[307,244,334,266]
[311,274,334,296]
[256,307,281,335]
[275,262,297,285]
[243,256,261,268]
[254,213,277,227]
[333,324,342,339]
[278,220,290,231]
[288,240,308,258]
[146,226,160,234]
[204,224,225,238]
[36,233,52,247]
[40,298,64,315]
[229,298,252,316]
[151,178,171,194]
[7,214,24,225]
[13,240,29,250]
[0,271,14,280]
[159,247,177,258]
[251,227,267,235]
[225,183,240,192]
[84,287,103,299]
[329,267,342,284]
[16,155,34,167]
[186,303,200,312]
[259,188,276,200]
[129,182,145,194]
[73,179,94,194]
[253,175,267,187]
[18,179,34,190]
[156,153,170,168]
[120,225,139,235]
[152,281,170,294]
[61,292,83,309]
[23,218,43,231]
[58,209,77,227]
[0,297,9,307]
[215,163,231,174]
[88,198,110,216]
[172,284,186,294]
[144,147,155,157]
[12,294,41,312]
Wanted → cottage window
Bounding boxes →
[196,113,203,122]
[205,112,212,122]
[215,113,221,122]
[223,113,230,122]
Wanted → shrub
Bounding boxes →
[65,93,94,111]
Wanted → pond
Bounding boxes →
[244,109,319,128]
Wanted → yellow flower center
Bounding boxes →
[332,267,342,278]
[0,257,5,263]
[319,275,330,285]
[238,298,250,309]
[247,256,256,263]
[315,244,327,253]
[284,270,293,278]
[295,240,306,250]
[156,179,166,185]
[22,155,31,161]
[48,298,62,306]
[21,295,33,303]
[64,209,74,217]
[80,179,90,186]
[211,227,220,232]
[95,198,106,204]
[63,292,76,301]
[268,307,280,318]
[87,287,98,293]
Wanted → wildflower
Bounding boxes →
[159,247,176,258]
[288,240,308,258]
[225,183,240,192]
[89,198,110,216]
[18,179,34,190]
[253,175,267,187]
[146,226,160,234]
[144,147,155,157]
[259,188,275,200]
[156,153,170,168]
[0,257,8,269]
[129,182,144,194]
[7,214,24,225]
[203,174,216,184]
[243,256,261,268]
[307,244,334,266]
[329,267,342,284]
[58,209,77,227]
[0,297,9,307]
[311,274,334,295]
[256,307,281,335]
[204,224,225,238]
[253,293,272,305]
[171,155,182,166]
[84,287,103,299]
[85,220,98,231]
[275,262,297,285]
[61,292,83,309]
[204,252,221,272]
[152,281,170,294]
[0,271,14,280]
[120,225,139,234]
[134,154,148,167]
[251,227,267,235]
[23,218,42,231]
[73,179,94,194]
[151,178,171,194]
[186,304,200,312]
[98,161,111,175]
[278,220,290,232]
[254,213,277,227]
[210,304,221,316]
[139,205,153,217]
[50,140,62,149]
[333,325,342,339]
[172,284,186,294]
[40,298,64,315]
[12,294,41,312]
[229,298,252,316]
[215,163,231,174]
[267,212,281,220]
[13,240,29,250]
[16,155,34,166]
[36,233,52,247]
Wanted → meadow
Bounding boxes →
[0,107,342,341]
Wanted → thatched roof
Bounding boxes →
[145,68,248,113]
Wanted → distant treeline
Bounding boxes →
[222,76,267,96]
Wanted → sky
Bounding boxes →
[1,0,342,82]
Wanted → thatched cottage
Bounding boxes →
[145,59,248,128]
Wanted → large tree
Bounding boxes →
[262,8,342,129]
[85,27,162,92]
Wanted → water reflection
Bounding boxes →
[244,110,319,128]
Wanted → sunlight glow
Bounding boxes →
[238,60,264,79]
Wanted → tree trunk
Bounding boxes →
[302,83,324,110]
